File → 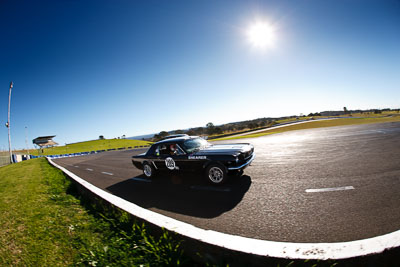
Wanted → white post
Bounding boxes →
[6,82,13,163]
[25,126,30,155]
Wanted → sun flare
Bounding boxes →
[246,20,276,49]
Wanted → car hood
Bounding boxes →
[193,143,253,156]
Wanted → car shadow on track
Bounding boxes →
[106,173,252,218]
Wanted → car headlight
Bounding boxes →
[235,157,239,163]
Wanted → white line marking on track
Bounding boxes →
[86,168,93,171]
[74,165,79,168]
[131,177,152,183]
[101,172,114,176]
[190,185,231,192]
[306,186,355,193]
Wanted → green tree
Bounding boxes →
[247,123,258,129]
[186,129,196,136]
[214,127,223,134]
[206,122,215,135]
[159,131,169,138]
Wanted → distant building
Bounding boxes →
[32,136,58,148]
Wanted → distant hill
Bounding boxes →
[128,133,155,140]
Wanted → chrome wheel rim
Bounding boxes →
[208,167,223,183]
[144,165,152,177]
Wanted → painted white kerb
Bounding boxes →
[48,158,400,260]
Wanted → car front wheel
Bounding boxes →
[205,164,227,185]
[230,169,244,177]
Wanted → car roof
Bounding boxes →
[155,135,198,145]
[160,134,188,140]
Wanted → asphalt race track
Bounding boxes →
[53,122,400,243]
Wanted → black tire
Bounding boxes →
[143,162,156,178]
[230,169,244,177]
[205,163,227,185]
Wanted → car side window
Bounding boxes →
[154,143,185,156]
[159,144,169,156]
[155,146,160,156]
[175,144,185,155]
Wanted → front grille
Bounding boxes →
[239,151,252,161]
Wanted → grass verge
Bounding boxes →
[213,116,400,141]
[0,158,186,266]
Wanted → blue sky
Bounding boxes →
[1,0,399,149]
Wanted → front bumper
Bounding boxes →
[228,153,256,171]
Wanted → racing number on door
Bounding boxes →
[165,157,175,170]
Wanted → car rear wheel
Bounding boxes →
[205,164,227,185]
[143,162,156,178]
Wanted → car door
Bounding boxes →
[171,144,188,171]
[153,144,168,170]
[153,142,186,171]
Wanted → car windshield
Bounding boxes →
[183,138,210,153]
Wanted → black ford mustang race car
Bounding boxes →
[132,135,255,185]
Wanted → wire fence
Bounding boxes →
[0,152,11,167]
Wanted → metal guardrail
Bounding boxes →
[40,146,151,160]
[3,146,151,164]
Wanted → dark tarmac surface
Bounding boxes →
[54,122,400,243]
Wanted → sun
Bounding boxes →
[246,20,276,49]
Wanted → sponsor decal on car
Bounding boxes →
[165,157,176,170]
[188,156,207,160]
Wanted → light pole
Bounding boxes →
[25,126,30,155]
[6,82,13,163]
